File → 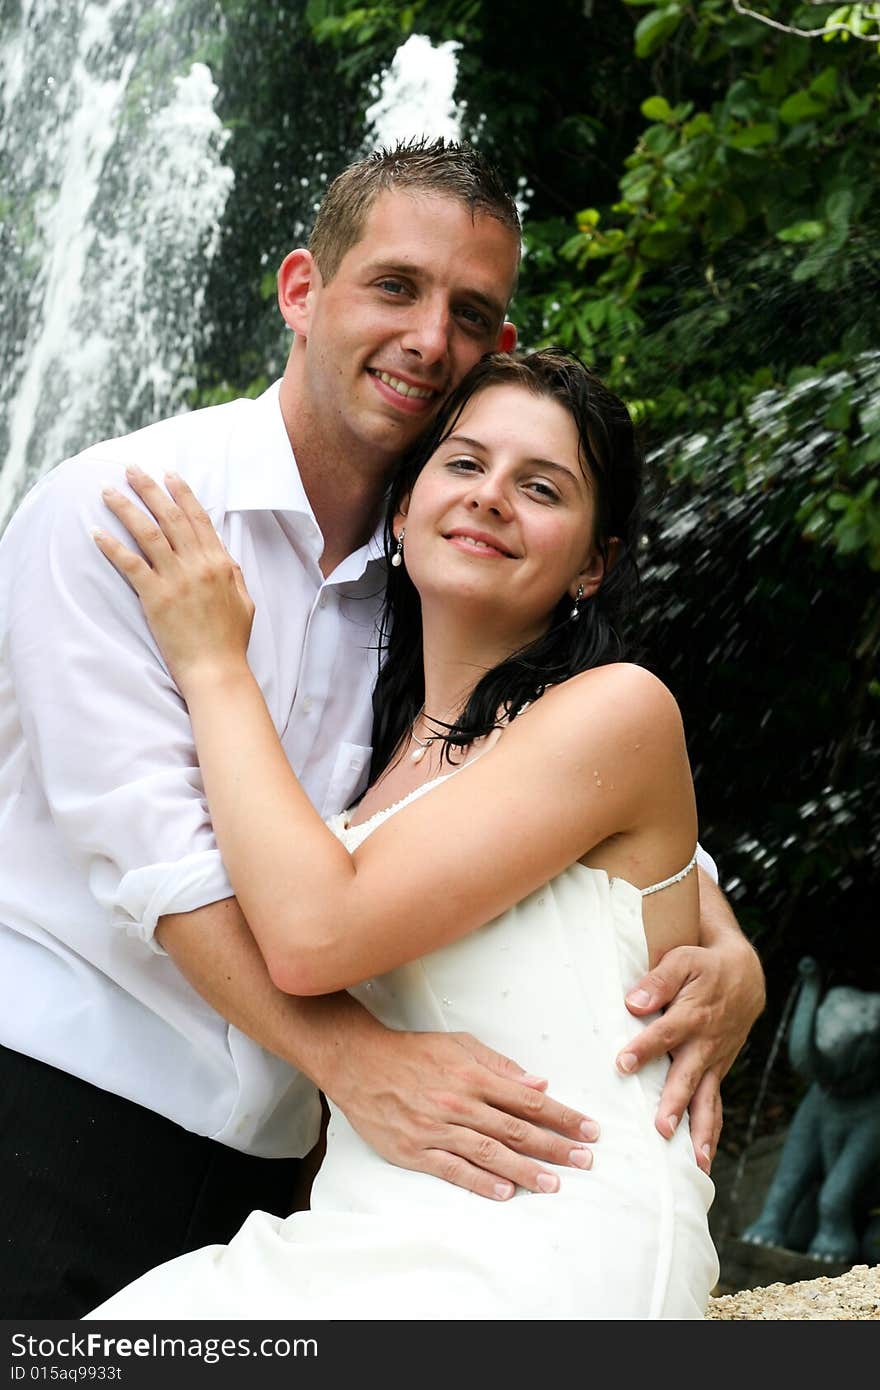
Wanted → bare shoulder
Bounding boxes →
[520,663,685,753]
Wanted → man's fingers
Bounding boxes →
[616,1006,699,1076]
[648,1042,709,1138]
[624,945,697,1015]
[687,1073,722,1174]
[459,1031,549,1090]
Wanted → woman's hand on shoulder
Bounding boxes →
[93,466,254,694]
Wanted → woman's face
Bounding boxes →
[397,383,606,644]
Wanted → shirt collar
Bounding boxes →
[222,380,388,578]
[223,380,313,514]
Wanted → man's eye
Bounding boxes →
[458,306,491,331]
[378,279,408,295]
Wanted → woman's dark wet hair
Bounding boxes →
[369,348,644,782]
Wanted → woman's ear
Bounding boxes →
[392,495,411,539]
[277,249,320,335]
[572,538,620,601]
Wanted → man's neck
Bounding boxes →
[279,375,392,578]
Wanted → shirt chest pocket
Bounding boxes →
[320,742,372,820]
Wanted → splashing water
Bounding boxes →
[366,34,462,147]
[0,0,233,530]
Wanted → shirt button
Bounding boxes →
[319,593,329,609]
[302,697,313,714]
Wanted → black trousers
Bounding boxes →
[0,1044,303,1318]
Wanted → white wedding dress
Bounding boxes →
[88,777,719,1321]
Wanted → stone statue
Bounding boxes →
[741,956,880,1264]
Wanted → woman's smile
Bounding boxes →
[443,527,517,559]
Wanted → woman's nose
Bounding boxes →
[467,477,510,518]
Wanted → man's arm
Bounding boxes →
[158,899,598,1200]
[617,870,765,1172]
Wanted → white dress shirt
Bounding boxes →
[0,382,384,1158]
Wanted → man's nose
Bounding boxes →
[401,300,451,367]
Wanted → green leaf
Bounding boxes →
[641,95,674,124]
[640,226,690,260]
[779,91,828,125]
[809,67,839,101]
[827,492,852,511]
[683,113,715,139]
[576,207,601,230]
[634,6,684,59]
[825,189,853,231]
[727,123,777,149]
[776,220,826,243]
[824,395,852,431]
[708,192,748,240]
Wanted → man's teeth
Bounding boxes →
[376,371,433,400]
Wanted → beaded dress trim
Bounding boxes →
[640,851,698,897]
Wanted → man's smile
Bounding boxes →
[366,367,439,413]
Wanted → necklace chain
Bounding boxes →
[409,706,445,765]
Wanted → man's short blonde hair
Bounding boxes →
[308,136,522,283]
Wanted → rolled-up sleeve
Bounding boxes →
[696,844,718,883]
[4,456,234,955]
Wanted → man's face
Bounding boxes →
[296,189,519,461]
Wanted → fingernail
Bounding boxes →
[579,1119,600,1141]
[626,988,652,1008]
[165,471,180,481]
[667,1114,679,1134]
[101,487,118,499]
[90,526,107,541]
[616,1052,638,1075]
[493,1181,514,1200]
[569,1148,593,1170]
[520,1074,547,1087]
[125,465,143,478]
[536,1172,559,1193]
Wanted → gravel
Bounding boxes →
[705,1263,880,1320]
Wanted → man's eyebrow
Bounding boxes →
[443,435,582,482]
[365,262,507,321]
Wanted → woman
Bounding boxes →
[87,349,719,1319]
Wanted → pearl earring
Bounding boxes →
[391,529,405,568]
[570,583,585,621]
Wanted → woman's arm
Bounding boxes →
[94,469,697,995]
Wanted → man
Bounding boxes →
[0,139,763,1316]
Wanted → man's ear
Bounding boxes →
[497,320,517,354]
[277,249,320,335]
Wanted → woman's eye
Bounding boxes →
[447,458,481,473]
[526,481,560,501]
